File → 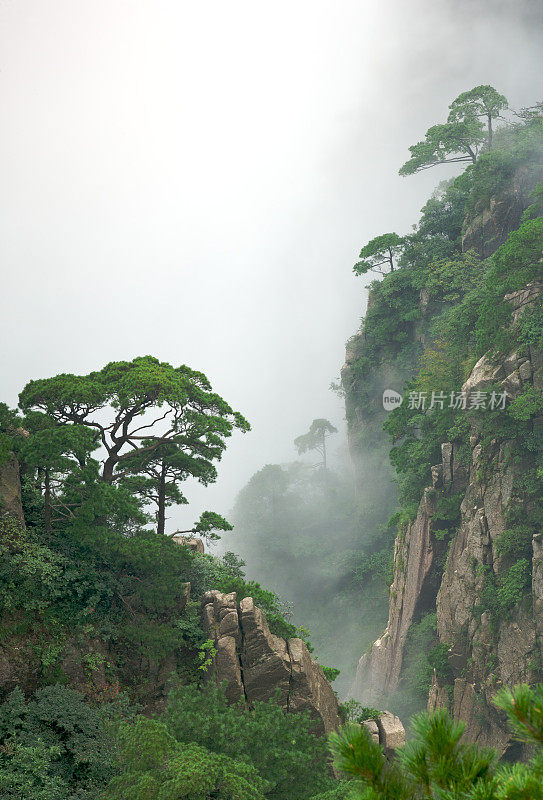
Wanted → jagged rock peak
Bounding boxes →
[201,590,340,734]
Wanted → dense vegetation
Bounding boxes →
[0,358,338,798]
[345,89,543,718]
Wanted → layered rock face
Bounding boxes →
[201,590,340,735]
[350,283,543,754]
[428,287,543,753]
[349,444,466,706]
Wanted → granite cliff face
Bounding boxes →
[201,590,340,735]
[428,291,543,754]
[345,171,543,754]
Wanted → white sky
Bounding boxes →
[1,0,542,536]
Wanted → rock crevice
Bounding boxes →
[201,590,340,734]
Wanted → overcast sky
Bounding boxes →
[1,0,542,537]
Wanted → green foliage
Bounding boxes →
[479,559,532,619]
[18,356,249,537]
[476,218,543,355]
[400,85,509,176]
[104,717,267,800]
[294,419,338,469]
[0,402,21,466]
[353,233,404,276]
[330,709,497,799]
[508,386,543,422]
[496,526,533,560]
[0,741,67,800]
[521,182,543,222]
[0,685,122,800]
[517,297,543,348]
[192,510,234,541]
[321,666,340,683]
[161,683,335,800]
[399,119,485,175]
[338,699,381,724]
[448,85,508,132]
[332,686,543,798]
[197,639,217,673]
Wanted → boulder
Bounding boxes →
[361,719,379,742]
[376,711,406,750]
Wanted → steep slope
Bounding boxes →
[344,118,543,752]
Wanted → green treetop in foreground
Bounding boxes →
[330,683,543,799]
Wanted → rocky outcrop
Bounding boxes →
[201,590,340,734]
[349,444,465,706]
[462,165,543,257]
[0,454,25,526]
[429,289,543,753]
[351,282,543,755]
[360,713,406,754]
[172,535,205,553]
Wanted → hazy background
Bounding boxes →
[2,0,543,537]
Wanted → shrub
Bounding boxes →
[161,683,334,800]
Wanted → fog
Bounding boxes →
[2,0,543,539]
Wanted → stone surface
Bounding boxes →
[0,454,25,525]
[376,711,406,750]
[215,636,244,702]
[239,596,291,706]
[461,165,543,257]
[349,482,451,706]
[201,592,340,733]
[287,637,339,735]
[172,535,205,553]
[362,719,380,742]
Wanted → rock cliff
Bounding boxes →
[345,160,543,754]
[201,589,340,735]
[462,165,543,257]
[348,280,543,754]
